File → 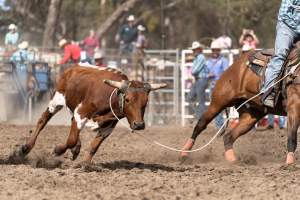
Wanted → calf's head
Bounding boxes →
[104,79,166,130]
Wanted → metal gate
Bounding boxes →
[144,49,180,126]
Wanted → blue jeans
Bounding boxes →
[188,78,208,119]
[210,81,224,129]
[261,21,299,93]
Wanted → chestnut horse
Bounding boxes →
[180,51,300,165]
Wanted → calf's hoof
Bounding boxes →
[17,144,31,157]
[224,149,237,163]
[70,145,81,161]
[286,152,295,165]
[52,146,65,157]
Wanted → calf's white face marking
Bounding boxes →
[74,103,88,130]
[48,92,66,113]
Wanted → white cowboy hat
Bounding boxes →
[58,39,67,47]
[94,51,104,59]
[137,25,146,31]
[18,41,29,49]
[189,41,204,50]
[8,24,17,30]
[210,40,222,49]
[127,15,135,21]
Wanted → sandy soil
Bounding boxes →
[0,123,299,200]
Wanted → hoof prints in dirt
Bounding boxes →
[3,150,62,169]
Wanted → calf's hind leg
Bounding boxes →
[223,108,263,162]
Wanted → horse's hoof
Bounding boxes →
[224,149,237,163]
[178,154,189,164]
[286,152,295,165]
[11,144,30,159]
[70,145,81,161]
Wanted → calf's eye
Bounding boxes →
[125,98,130,103]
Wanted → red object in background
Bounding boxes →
[59,44,81,64]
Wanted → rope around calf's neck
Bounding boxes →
[109,71,293,153]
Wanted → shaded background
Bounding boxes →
[0,0,281,49]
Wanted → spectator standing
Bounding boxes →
[207,40,229,129]
[132,25,148,80]
[215,34,232,49]
[188,41,209,120]
[5,24,19,51]
[58,39,81,64]
[82,29,100,64]
[117,15,138,54]
[239,29,259,51]
[10,41,34,91]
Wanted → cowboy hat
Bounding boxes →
[127,15,135,21]
[58,39,68,47]
[94,51,104,59]
[18,41,29,49]
[137,25,146,31]
[210,40,222,49]
[189,41,204,50]
[8,24,17,30]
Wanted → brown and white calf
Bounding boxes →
[18,65,166,163]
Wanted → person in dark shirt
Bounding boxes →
[117,15,138,54]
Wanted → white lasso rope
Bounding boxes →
[109,68,294,153]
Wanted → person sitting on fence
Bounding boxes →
[5,24,19,51]
[239,29,259,51]
[207,40,229,129]
[188,41,209,120]
[10,41,34,91]
[116,14,138,55]
[82,29,100,64]
[94,50,106,68]
[58,39,81,65]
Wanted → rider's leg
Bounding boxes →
[261,21,297,107]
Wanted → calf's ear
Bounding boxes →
[149,83,167,91]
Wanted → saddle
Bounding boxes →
[248,41,300,76]
[247,41,300,108]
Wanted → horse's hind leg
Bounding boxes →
[286,104,300,165]
[223,108,264,162]
[19,91,65,156]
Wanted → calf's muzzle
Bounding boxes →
[131,121,145,130]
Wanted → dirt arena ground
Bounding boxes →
[0,123,299,200]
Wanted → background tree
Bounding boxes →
[0,0,281,49]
